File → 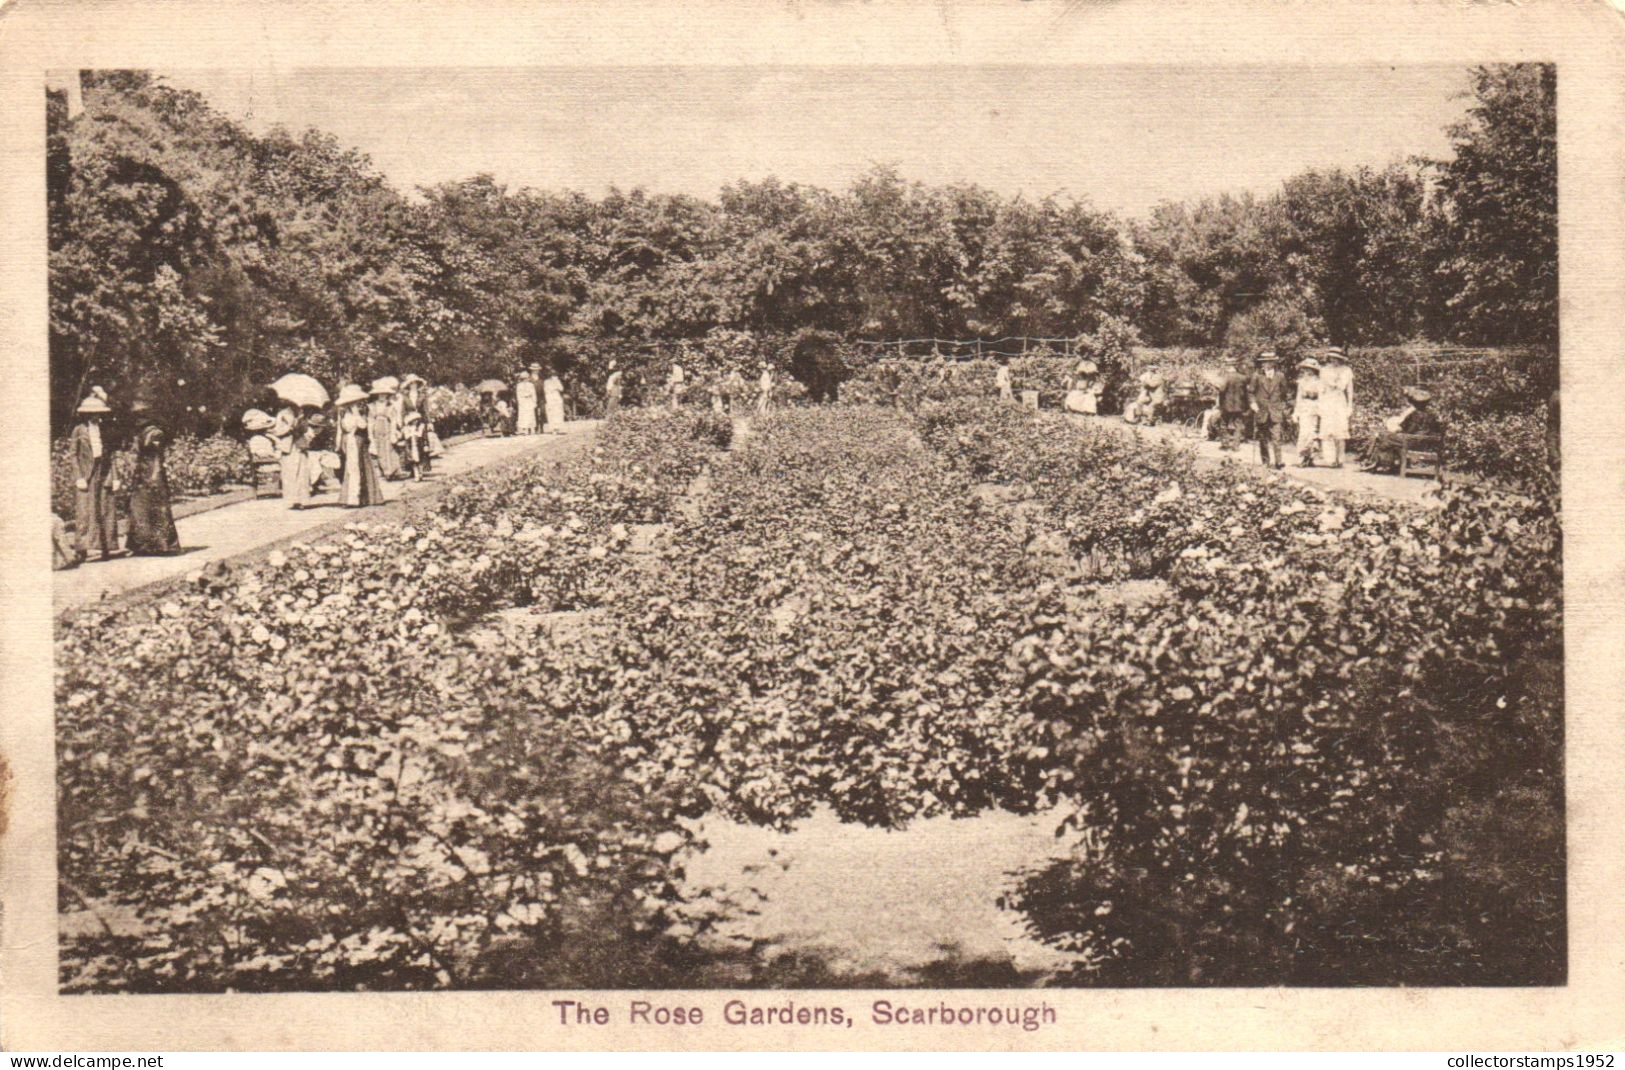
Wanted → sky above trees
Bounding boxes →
[159,65,1473,216]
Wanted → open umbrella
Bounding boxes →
[269,373,330,409]
[475,379,510,395]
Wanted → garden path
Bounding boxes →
[54,424,598,615]
[1070,413,1442,506]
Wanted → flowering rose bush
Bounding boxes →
[918,399,1563,984]
[58,398,1562,990]
[57,409,728,992]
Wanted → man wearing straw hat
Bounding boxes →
[70,391,120,560]
[1248,350,1290,468]
[1216,355,1251,451]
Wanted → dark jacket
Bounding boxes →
[1398,406,1442,437]
[1218,371,1251,414]
[1249,370,1291,423]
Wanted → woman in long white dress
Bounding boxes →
[270,404,314,509]
[1293,357,1322,467]
[1317,347,1354,468]
[515,368,539,434]
[542,368,566,433]
[756,363,774,415]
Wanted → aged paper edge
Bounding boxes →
[2,0,1623,1052]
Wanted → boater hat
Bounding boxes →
[1257,351,1280,364]
[1404,386,1433,404]
[1298,357,1321,370]
[76,396,111,415]
[369,379,397,396]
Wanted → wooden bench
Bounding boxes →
[1397,433,1444,481]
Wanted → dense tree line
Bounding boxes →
[47,65,1555,431]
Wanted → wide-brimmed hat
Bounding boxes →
[336,383,369,407]
[1076,360,1099,374]
[76,396,111,415]
[1298,357,1321,370]
[241,408,274,432]
[368,379,397,396]
[402,410,423,424]
[528,362,542,372]
[1404,386,1433,404]
[1323,346,1346,360]
[400,373,426,388]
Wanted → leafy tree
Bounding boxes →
[1429,63,1557,353]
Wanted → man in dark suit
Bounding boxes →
[1216,355,1251,451]
[1248,350,1290,468]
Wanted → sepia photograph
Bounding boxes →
[40,57,1566,997]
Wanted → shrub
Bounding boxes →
[919,399,1563,984]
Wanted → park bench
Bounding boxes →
[1397,433,1445,480]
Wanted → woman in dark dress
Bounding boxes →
[125,397,181,555]
[70,394,120,560]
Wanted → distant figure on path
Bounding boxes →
[1123,366,1166,425]
[604,362,623,417]
[337,384,387,507]
[756,362,775,415]
[995,358,1013,403]
[667,361,687,408]
[1317,347,1354,469]
[724,368,747,413]
[401,374,432,475]
[370,380,404,479]
[1293,357,1322,468]
[1216,356,1250,451]
[125,394,180,556]
[400,411,427,481]
[515,367,539,435]
[271,403,314,509]
[1249,351,1289,469]
[543,367,566,433]
[70,392,118,560]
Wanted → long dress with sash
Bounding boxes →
[515,378,539,434]
[271,406,314,507]
[339,407,386,507]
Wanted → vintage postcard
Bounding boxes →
[2,0,1623,1053]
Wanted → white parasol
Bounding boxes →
[269,373,330,409]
